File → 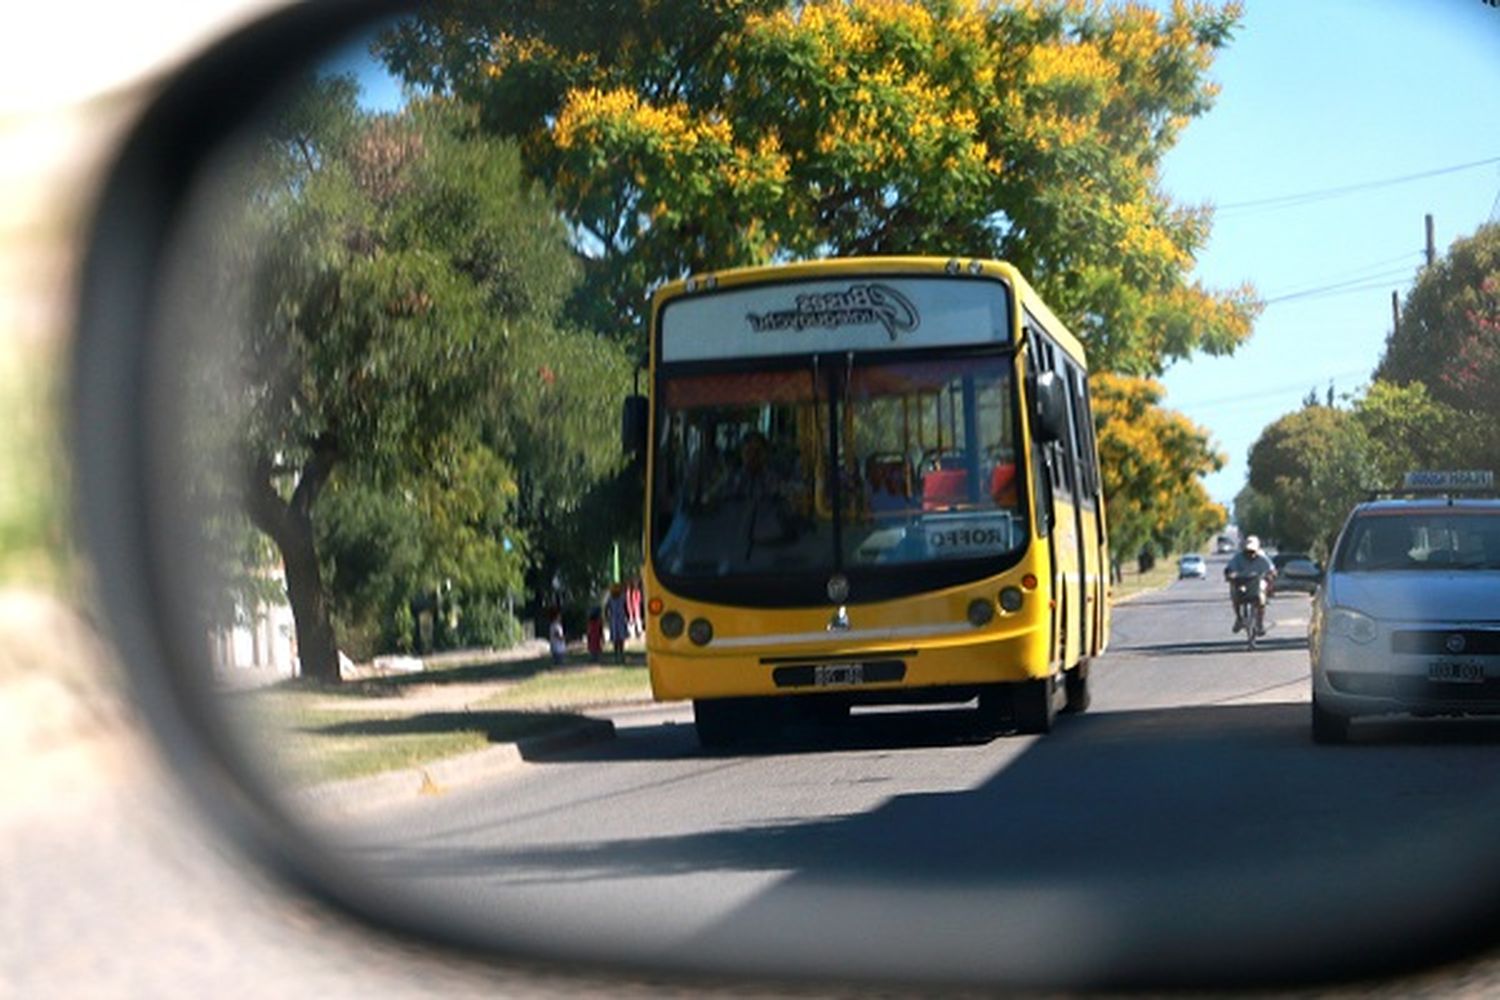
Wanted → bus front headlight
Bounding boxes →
[688,618,714,646]
[998,587,1024,613]
[967,599,995,626]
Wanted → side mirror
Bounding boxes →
[1031,371,1068,444]
[621,394,648,459]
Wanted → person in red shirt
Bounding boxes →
[585,607,604,664]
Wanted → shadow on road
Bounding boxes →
[1117,635,1307,657]
[357,700,1500,986]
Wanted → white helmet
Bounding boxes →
[1244,535,1261,554]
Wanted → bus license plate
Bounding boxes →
[1429,661,1485,684]
[814,663,864,687]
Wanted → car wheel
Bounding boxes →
[1311,696,1350,745]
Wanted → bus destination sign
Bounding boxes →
[745,283,920,341]
[660,274,1010,362]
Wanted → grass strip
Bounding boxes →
[230,689,596,785]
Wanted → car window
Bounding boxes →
[1336,512,1500,572]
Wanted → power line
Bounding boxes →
[1261,251,1422,299]
[1170,367,1372,412]
[1215,155,1500,216]
[1262,268,1417,306]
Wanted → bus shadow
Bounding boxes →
[366,701,1500,985]
[561,704,1000,762]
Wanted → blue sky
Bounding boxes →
[326,1,1500,508]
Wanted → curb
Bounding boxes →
[290,716,616,821]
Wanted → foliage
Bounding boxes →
[206,80,630,679]
[1351,379,1481,490]
[1241,223,1500,564]
[378,0,1259,370]
[1091,373,1225,566]
[1231,484,1274,543]
[1378,222,1500,421]
[1246,403,1374,558]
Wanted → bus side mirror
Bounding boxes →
[1032,372,1068,443]
[622,394,649,459]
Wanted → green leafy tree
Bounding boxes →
[210,81,629,682]
[1351,379,1481,489]
[1246,404,1374,558]
[1232,484,1274,543]
[1378,222,1500,417]
[378,0,1259,371]
[1375,221,1500,472]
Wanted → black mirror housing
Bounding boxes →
[621,394,648,458]
[1032,371,1068,444]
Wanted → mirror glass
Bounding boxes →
[133,2,1500,988]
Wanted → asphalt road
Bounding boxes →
[15,559,1500,997]
[307,555,1500,991]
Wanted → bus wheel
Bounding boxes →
[1012,677,1056,735]
[1062,663,1090,715]
[976,684,1010,734]
[694,698,751,749]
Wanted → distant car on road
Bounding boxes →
[1309,475,1500,744]
[1272,552,1321,594]
[1215,535,1236,554]
[1178,554,1207,579]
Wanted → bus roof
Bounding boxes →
[653,256,1088,367]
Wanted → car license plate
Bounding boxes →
[1429,661,1485,684]
[814,663,864,687]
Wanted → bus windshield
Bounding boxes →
[652,355,1026,585]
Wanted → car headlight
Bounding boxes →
[1327,607,1379,645]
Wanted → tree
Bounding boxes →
[207,81,629,681]
[1232,484,1274,543]
[1246,405,1373,558]
[1377,221,1500,419]
[1091,373,1225,570]
[1351,379,1480,490]
[378,0,1259,370]
[1375,221,1500,472]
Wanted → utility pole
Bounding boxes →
[1392,290,1400,335]
[1425,213,1436,267]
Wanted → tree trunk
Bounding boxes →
[280,508,340,682]
[245,441,341,683]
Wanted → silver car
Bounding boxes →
[1309,497,1500,743]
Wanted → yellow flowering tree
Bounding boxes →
[380,1,1253,563]
[1092,373,1226,569]
[380,0,1258,370]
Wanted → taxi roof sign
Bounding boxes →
[1401,470,1495,491]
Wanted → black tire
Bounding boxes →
[1311,697,1350,745]
[976,683,1010,734]
[1012,677,1057,735]
[1062,664,1090,714]
[801,696,849,726]
[694,698,751,749]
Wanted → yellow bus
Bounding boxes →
[622,257,1110,747]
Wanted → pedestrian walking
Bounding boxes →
[548,609,567,666]
[606,583,629,665]
[626,577,644,637]
[586,607,604,664]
